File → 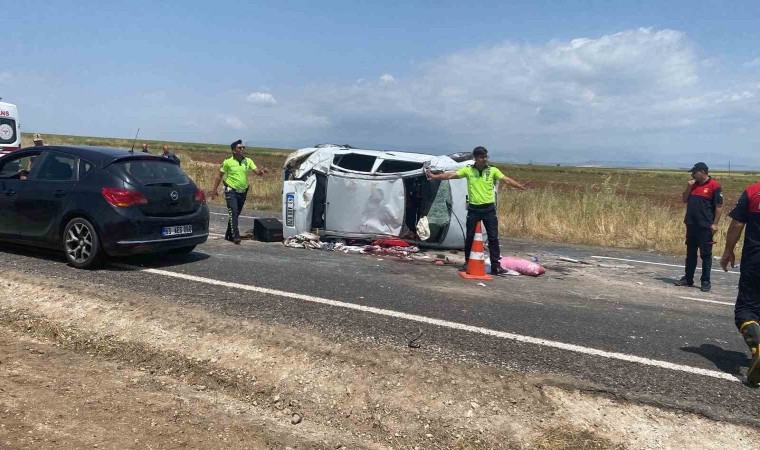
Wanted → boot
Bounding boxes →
[674,276,694,287]
[739,321,760,386]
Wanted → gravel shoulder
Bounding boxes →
[1,269,757,449]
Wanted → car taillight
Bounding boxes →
[194,189,206,203]
[101,187,149,207]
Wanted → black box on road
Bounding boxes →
[253,218,284,242]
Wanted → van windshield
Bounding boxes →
[0,118,18,144]
[113,159,190,185]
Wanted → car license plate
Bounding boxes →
[162,225,192,237]
[286,193,295,227]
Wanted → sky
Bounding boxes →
[3,0,760,167]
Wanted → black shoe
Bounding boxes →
[740,322,760,386]
[458,263,467,272]
[233,238,241,245]
[674,277,694,287]
[700,281,711,292]
[748,345,760,386]
[491,266,508,276]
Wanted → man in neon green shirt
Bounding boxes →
[211,139,269,244]
[427,146,529,275]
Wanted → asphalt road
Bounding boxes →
[1,204,758,427]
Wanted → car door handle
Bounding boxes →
[54,190,67,198]
[4,189,15,196]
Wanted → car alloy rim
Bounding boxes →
[65,222,92,264]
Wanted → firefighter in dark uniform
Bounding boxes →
[675,162,723,292]
[720,182,760,385]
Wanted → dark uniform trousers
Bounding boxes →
[224,188,248,241]
[464,203,500,267]
[736,262,760,328]
[684,225,713,283]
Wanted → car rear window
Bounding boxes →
[114,159,190,185]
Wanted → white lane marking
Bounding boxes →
[210,211,258,220]
[591,256,740,275]
[208,232,226,238]
[679,296,734,306]
[113,264,739,383]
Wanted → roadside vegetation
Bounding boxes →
[22,132,758,255]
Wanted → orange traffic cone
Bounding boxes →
[459,221,493,281]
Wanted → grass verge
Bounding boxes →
[21,132,756,255]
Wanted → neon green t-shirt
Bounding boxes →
[220,156,257,190]
[456,165,505,205]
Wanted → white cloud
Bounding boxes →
[27,27,753,165]
[246,92,277,106]
[221,115,245,130]
[288,27,760,164]
[380,74,396,83]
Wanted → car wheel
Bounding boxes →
[63,217,103,269]
[167,245,196,255]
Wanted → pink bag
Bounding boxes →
[499,256,545,277]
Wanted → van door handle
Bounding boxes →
[54,190,67,197]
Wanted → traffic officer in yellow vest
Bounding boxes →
[426,146,530,275]
[211,140,269,244]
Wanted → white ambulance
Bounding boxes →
[0,100,21,155]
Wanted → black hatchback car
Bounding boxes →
[0,146,209,268]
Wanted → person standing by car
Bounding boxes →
[720,182,760,385]
[426,146,530,276]
[161,145,180,165]
[141,143,150,153]
[32,133,44,146]
[210,140,268,244]
[675,162,723,292]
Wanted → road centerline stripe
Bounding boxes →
[113,263,739,383]
[678,296,734,306]
[591,256,740,275]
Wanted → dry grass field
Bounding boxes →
[20,132,759,255]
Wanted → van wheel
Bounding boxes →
[63,217,103,269]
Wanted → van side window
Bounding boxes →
[333,153,376,172]
[376,160,423,173]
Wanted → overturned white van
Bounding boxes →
[282,144,470,249]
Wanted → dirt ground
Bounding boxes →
[1,269,758,449]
